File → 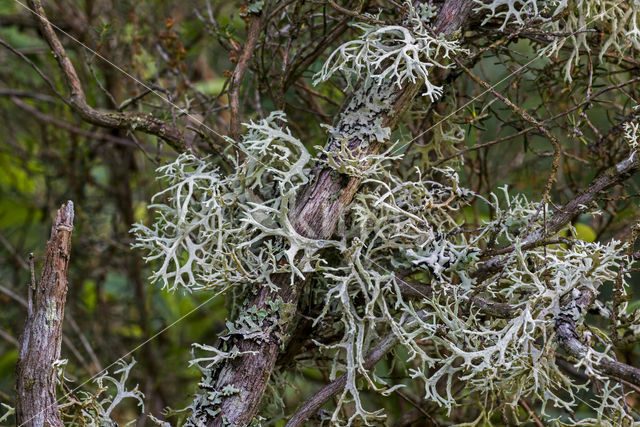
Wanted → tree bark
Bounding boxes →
[191,1,478,425]
[15,201,74,427]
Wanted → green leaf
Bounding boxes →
[574,223,596,243]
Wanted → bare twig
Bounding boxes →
[228,14,263,141]
[455,58,561,205]
[0,88,57,102]
[0,328,19,347]
[10,97,163,152]
[327,0,384,24]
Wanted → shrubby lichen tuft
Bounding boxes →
[473,0,640,80]
[313,1,467,101]
[308,176,632,425]
[55,359,144,426]
[131,111,337,294]
[131,3,638,425]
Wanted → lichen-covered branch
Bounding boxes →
[477,150,640,278]
[291,280,640,425]
[396,277,514,318]
[15,201,74,426]
[556,287,640,387]
[182,1,478,425]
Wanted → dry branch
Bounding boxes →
[15,201,74,427]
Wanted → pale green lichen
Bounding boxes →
[474,0,640,81]
[308,178,632,425]
[130,3,639,425]
[313,1,467,101]
[548,0,640,81]
[624,120,639,151]
[131,111,337,294]
[315,140,403,179]
[0,403,14,423]
[55,359,144,426]
[473,0,559,30]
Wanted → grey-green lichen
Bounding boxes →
[130,2,638,425]
[54,358,144,426]
[624,107,639,151]
[314,1,467,101]
[474,0,640,80]
[320,77,396,151]
[131,111,337,295]
[0,404,14,424]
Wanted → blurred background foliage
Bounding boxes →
[0,0,638,425]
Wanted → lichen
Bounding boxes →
[474,0,640,81]
[308,176,632,425]
[130,3,639,425]
[55,358,144,426]
[0,404,14,423]
[473,0,558,30]
[313,1,467,101]
[131,111,339,294]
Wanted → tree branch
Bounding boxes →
[22,0,188,153]
[556,287,640,387]
[228,13,263,141]
[396,277,514,318]
[477,151,640,278]
[10,97,159,151]
[15,201,74,427]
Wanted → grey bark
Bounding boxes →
[15,201,74,427]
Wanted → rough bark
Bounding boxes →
[555,287,640,387]
[15,201,74,427]
[195,1,478,425]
